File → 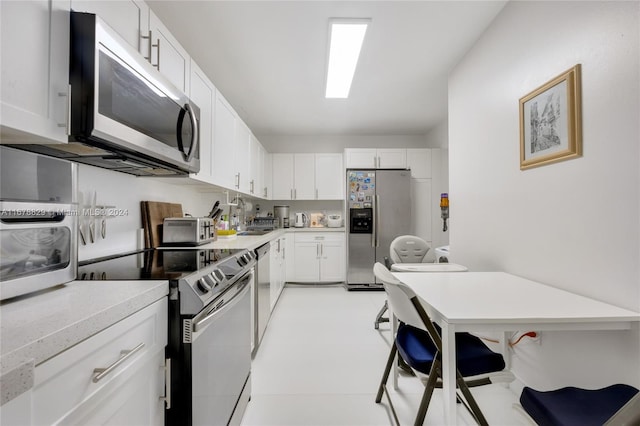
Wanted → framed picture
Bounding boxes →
[519,64,582,170]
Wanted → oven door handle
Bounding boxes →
[192,272,252,334]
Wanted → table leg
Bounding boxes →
[442,322,457,425]
[392,312,399,389]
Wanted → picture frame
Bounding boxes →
[519,64,582,170]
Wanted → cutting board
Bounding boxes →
[141,201,183,248]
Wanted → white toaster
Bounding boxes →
[162,217,215,245]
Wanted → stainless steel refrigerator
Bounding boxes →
[346,169,411,289]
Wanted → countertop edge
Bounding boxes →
[0,281,168,406]
[195,227,346,250]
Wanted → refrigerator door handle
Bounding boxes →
[372,194,380,247]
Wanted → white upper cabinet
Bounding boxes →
[271,153,295,200]
[315,153,344,200]
[377,149,407,169]
[234,120,251,193]
[189,60,215,184]
[406,148,432,179]
[212,90,237,189]
[148,10,190,93]
[344,148,377,168]
[1,0,70,144]
[344,148,407,169]
[249,135,264,197]
[263,152,273,199]
[293,153,315,200]
[271,153,343,200]
[70,0,149,55]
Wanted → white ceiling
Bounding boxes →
[146,1,507,140]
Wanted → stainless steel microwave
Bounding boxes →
[0,147,77,300]
[9,12,200,177]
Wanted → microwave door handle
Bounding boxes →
[183,103,198,162]
[176,103,198,162]
[185,103,198,162]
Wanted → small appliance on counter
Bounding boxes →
[0,147,78,300]
[309,213,325,228]
[294,212,308,228]
[162,217,215,246]
[273,205,290,228]
[327,214,343,228]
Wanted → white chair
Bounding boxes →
[374,235,434,330]
[373,262,514,426]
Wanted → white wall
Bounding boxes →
[449,1,639,390]
[77,165,225,261]
[425,119,449,149]
[260,134,429,153]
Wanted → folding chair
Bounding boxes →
[373,262,514,425]
[374,235,434,330]
[516,384,640,426]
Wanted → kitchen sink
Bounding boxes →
[237,230,273,236]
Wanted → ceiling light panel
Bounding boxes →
[325,18,370,99]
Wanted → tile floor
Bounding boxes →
[241,284,525,426]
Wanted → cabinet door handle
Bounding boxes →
[142,31,159,69]
[316,243,320,258]
[155,37,160,69]
[290,188,293,199]
[315,188,318,199]
[294,189,297,199]
[160,358,171,409]
[250,180,254,194]
[57,84,71,134]
[235,173,240,189]
[92,343,145,383]
[142,30,152,61]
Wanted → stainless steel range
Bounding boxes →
[78,247,256,425]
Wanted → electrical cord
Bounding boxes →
[481,331,538,346]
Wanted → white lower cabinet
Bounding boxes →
[270,236,286,310]
[292,232,345,283]
[29,298,168,426]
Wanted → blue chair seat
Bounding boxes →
[395,324,506,378]
[520,384,639,426]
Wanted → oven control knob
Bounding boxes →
[208,272,220,286]
[197,278,211,293]
[238,256,247,266]
[214,270,225,281]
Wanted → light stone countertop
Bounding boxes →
[0,280,168,405]
[173,227,346,251]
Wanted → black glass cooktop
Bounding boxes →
[77,248,245,281]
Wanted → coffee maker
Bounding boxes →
[273,205,290,228]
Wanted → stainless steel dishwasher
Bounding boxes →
[253,242,271,354]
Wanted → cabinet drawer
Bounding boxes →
[32,298,167,425]
[294,232,344,244]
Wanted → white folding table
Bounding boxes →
[391,271,640,426]
[390,263,468,273]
